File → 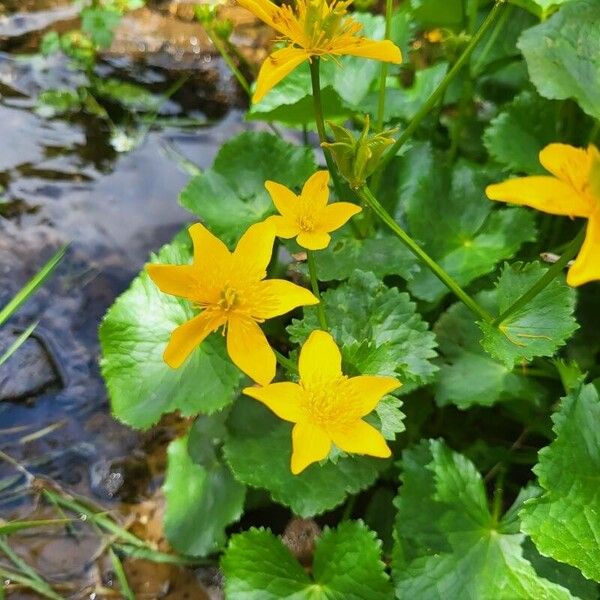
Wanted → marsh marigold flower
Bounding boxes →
[237,0,402,103]
[244,330,400,474]
[486,143,600,287]
[265,170,361,249]
[147,221,318,385]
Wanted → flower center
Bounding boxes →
[217,286,239,312]
[301,378,348,428]
[298,214,315,232]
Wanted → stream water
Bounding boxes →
[0,1,272,596]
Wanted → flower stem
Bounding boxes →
[307,250,328,330]
[274,349,298,373]
[372,1,506,178]
[375,0,394,132]
[206,29,251,96]
[357,185,493,323]
[492,227,586,327]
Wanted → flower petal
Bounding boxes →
[297,231,331,250]
[567,215,600,286]
[486,176,591,217]
[266,214,300,239]
[189,222,231,266]
[252,279,318,320]
[301,170,330,211]
[299,330,342,388]
[146,264,198,300]
[539,143,592,190]
[232,220,277,282]
[317,202,362,233]
[265,180,299,218]
[243,382,306,423]
[227,315,276,385]
[236,0,281,31]
[164,311,225,369]
[291,422,331,474]
[330,420,391,458]
[253,47,308,104]
[332,38,402,63]
[340,375,402,418]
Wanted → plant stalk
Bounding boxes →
[375,0,394,132]
[307,250,328,330]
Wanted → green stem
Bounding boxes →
[357,186,493,323]
[493,228,585,327]
[207,29,251,95]
[491,469,505,523]
[375,0,394,132]
[373,1,506,177]
[307,251,328,330]
[274,349,298,374]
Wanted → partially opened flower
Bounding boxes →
[147,221,318,385]
[237,0,402,103]
[265,170,361,250]
[486,143,600,286]
[244,330,401,474]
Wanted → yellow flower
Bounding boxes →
[265,170,361,249]
[486,143,600,287]
[237,0,402,103]
[244,330,401,474]
[147,221,319,385]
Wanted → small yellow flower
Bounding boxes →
[244,330,401,474]
[147,221,319,385]
[265,170,361,250]
[237,0,402,103]
[486,143,600,287]
[424,28,443,43]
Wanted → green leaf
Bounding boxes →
[409,0,463,28]
[484,91,560,174]
[393,439,577,599]
[81,7,121,49]
[179,132,316,243]
[309,228,418,282]
[520,383,600,582]
[287,271,438,391]
[223,398,385,517]
[164,426,245,557]
[222,521,393,599]
[434,295,546,409]
[388,144,537,302]
[479,262,579,369]
[36,89,81,118]
[99,234,242,429]
[509,0,578,21]
[93,77,161,112]
[518,0,600,120]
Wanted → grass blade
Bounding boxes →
[0,566,64,600]
[0,321,38,367]
[109,548,135,600]
[0,519,71,535]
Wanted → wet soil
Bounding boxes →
[0,1,276,597]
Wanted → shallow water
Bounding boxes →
[0,1,273,596]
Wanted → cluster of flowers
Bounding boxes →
[148,0,600,474]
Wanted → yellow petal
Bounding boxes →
[317,202,362,233]
[236,0,280,31]
[291,422,331,474]
[265,180,299,218]
[266,214,301,239]
[330,420,391,458]
[297,231,331,250]
[332,38,402,63]
[539,143,591,190]
[252,279,319,320]
[243,382,306,423]
[486,176,591,217]
[253,47,308,104]
[301,170,330,211]
[299,330,341,388]
[226,315,276,385]
[164,311,225,369]
[567,215,600,286]
[340,375,402,418]
[232,220,276,282]
[189,222,231,266]
[146,264,198,300]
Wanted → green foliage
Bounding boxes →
[93,78,161,112]
[509,0,575,19]
[393,439,577,599]
[520,384,600,582]
[36,89,82,117]
[224,399,386,517]
[222,521,393,599]
[81,7,121,49]
[479,262,579,369]
[99,234,242,429]
[288,270,438,391]
[164,422,245,557]
[518,0,600,120]
[484,91,560,174]
[409,0,463,28]
[179,132,316,243]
